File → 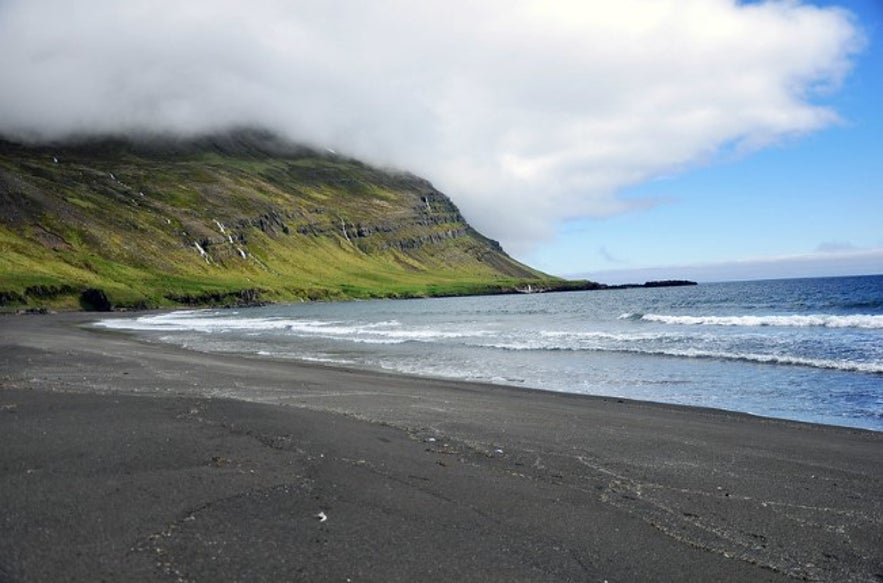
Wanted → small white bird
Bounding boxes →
[316,511,328,523]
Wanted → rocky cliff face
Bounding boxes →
[0,130,553,309]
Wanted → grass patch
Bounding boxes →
[0,133,569,310]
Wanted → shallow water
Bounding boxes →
[98,275,883,431]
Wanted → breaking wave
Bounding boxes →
[620,313,883,329]
[96,311,490,344]
[619,348,883,374]
[474,339,883,374]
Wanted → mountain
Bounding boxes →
[0,130,585,311]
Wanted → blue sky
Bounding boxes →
[525,0,883,282]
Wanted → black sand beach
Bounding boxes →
[1,313,881,582]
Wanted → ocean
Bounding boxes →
[97,274,883,432]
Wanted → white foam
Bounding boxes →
[255,350,355,365]
[97,312,490,344]
[624,313,883,329]
[639,348,883,374]
[540,330,684,342]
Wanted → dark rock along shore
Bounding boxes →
[1,312,881,582]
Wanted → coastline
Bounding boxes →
[1,312,881,581]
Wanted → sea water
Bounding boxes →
[98,275,883,431]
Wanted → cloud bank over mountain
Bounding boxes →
[0,0,863,253]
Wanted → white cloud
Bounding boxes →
[0,0,863,253]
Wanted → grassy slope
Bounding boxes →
[0,133,565,310]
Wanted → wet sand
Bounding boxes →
[1,312,881,582]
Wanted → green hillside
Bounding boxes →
[0,130,585,311]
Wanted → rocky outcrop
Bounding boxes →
[79,288,112,311]
[164,288,264,307]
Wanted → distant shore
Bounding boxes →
[1,312,880,581]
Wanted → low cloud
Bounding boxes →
[0,0,864,254]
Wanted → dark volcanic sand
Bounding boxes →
[1,312,881,582]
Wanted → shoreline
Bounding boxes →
[0,277,699,315]
[2,312,882,581]
[92,307,883,434]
